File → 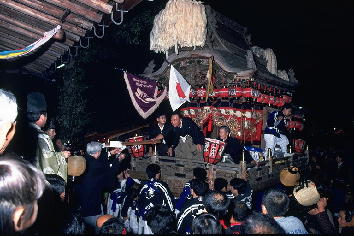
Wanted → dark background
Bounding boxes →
[1,0,353,149]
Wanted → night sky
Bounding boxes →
[202,0,354,126]
[1,0,354,145]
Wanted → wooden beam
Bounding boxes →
[31,59,52,68]
[0,18,76,46]
[0,37,26,50]
[0,26,68,54]
[24,62,46,71]
[116,0,143,12]
[0,1,86,37]
[41,0,103,23]
[18,0,94,29]
[75,0,113,14]
[0,34,64,67]
[24,65,44,74]
[0,5,80,43]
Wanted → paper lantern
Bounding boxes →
[203,138,225,164]
[68,156,86,176]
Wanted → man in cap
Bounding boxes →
[26,92,70,181]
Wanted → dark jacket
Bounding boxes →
[264,111,288,138]
[148,123,173,146]
[175,181,192,211]
[149,123,173,155]
[171,117,205,147]
[137,179,174,220]
[10,122,39,165]
[177,197,206,234]
[218,136,244,164]
[76,154,120,216]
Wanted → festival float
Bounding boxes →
[100,0,308,196]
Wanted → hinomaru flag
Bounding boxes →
[168,65,191,111]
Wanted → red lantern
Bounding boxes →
[203,138,225,164]
[128,136,145,158]
[293,139,305,153]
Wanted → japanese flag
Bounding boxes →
[168,65,191,111]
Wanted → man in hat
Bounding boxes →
[26,92,70,181]
[263,104,292,157]
[168,112,205,158]
[148,112,173,156]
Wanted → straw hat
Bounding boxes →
[96,214,114,228]
[293,180,320,206]
[279,166,300,187]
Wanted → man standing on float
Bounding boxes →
[263,104,292,157]
[168,112,204,158]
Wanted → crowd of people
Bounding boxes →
[1,88,353,235]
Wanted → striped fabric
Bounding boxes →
[0,25,61,60]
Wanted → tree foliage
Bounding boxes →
[56,63,90,147]
[54,0,168,146]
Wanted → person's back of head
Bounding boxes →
[204,190,230,219]
[262,189,290,218]
[99,217,126,234]
[146,163,161,179]
[26,92,47,124]
[243,212,286,234]
[63,211,85,235]
[230,178,248,195]
[190,179,209,197]
[192,213,222,234]
[0,89,17,154]
[231,201,251,222]
[0,154,45,234]
[45,174,65,197]
[145,205,176,234]
[193,167,207,182]
[214,178,228,192]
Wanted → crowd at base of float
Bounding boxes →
[0,88,353,235]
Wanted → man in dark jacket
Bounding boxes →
[263,104,292,157]
[75,142,120,232]
[137,164,174,234]
[175,168,208,213]
[217,126,244,164]
[169,112,205,157]
[177,179,209,234]
[148,112,173,156]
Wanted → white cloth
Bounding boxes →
[138,216,153,234]
[264,133,289,157]
[169,65,191,111]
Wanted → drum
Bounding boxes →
[293,139,305,153]
[128,136,145,158]
[203,138,226,164]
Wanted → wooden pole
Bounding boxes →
[42,0,103,23]
[75,0,113,14]
[0,1,86,37]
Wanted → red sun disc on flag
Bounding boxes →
[176,82,186,98]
